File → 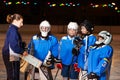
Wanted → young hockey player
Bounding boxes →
[77,20,96,79]
[27,20,59,80]
[87,31,113,80]
[57,22,79,80]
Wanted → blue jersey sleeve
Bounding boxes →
[50,36,59,58]
[88,36,96,47]
[28,39,34,55]
[93,46,113,76]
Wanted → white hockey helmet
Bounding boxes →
[67,22,78,31]
[39,20,51,37]
[96,31,112,45]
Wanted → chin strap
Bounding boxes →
[37,33,50,40]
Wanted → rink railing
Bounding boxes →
[0,24,120,34]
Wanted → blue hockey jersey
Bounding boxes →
[28,34,59,62]
[59,35,77,65]
[78,34,96,70]
[87,45,113,80]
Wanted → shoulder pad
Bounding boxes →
[61,36,67,40]
[32,35,39,40]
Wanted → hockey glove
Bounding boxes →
[72,47,79,56]
[74,63,80,72]
[56,63,62,69]
[21,41,27,50]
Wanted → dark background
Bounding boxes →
[0,0,120,25]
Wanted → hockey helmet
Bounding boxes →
[39,20,51,37]
[96,31,112,45]
[67,22,78,31]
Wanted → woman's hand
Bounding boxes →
[22,51,28,56]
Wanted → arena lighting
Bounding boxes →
[108,4,113,7]
[59,3,65,6]
[72,4,76,7]
[3,0,36,5]
[115,7,118,10]
[95,4,99,8]
[2,0,120,13]
[77,3,80,6]
[8,2,12,5]
[47,2,50,5]
[111,2,116,6]
[3,0,6,3]
[102,4,107,7]
[16,1,21,4]
[34,2,37,5]
[52,4,56,7]
[117,10,120,13]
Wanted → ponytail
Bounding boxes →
[6,13,23,23]
[6,14,13,23]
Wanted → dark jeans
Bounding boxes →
[2,54,20,80]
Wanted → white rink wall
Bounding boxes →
[0,24,120,34]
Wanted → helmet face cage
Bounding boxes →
[97,31,112,45]
[39,20,51,37]
[40,26,50,32]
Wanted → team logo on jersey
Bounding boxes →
[102,61,107,67]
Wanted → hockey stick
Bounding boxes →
[54,68,60,80]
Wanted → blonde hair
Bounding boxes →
[6,13,23,23]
